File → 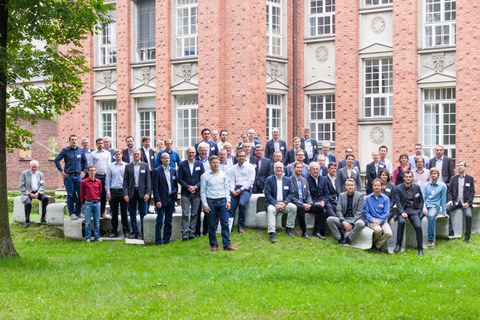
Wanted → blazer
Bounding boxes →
[290,175,313,205]
[319,165,328,177]
[265,139,287,160]
[338,159,361,171]
[382,182,396,211]
[336,191,365,223]
[264,175,293,208]
[335,167,362,193]
[140,148,156,171]
[365,161,380,195]
[306,174,329,204]
[324,175,338,206]
[152,166,178,205]
[429,157,455,184]
[300,138,318,162]
[253,157,272,193]
[194,140,219,157]
[447,174,475,207]
[123,162,151,199]
[19,170,46,203]
[177,160,205,198]
[283,148,308,166]
[326,153,336,164]
[121,149,133,164]
[394,183,424,215]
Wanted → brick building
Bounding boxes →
[8,0,480,189]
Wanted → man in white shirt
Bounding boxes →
[89,137,112,218]
[19,160,49,227]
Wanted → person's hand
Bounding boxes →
[80,172,86,178]
[226,202,231,210]
[156,202,162,209]
[61,171,68,178]
[124,195,129,202]
[107,194,111,201]
[203,205,211,213]
[463,203,470,208]
[446,201,453,206]
[401,213,408,219]
[342,221,352,232]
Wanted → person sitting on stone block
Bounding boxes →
[19,160,49,227]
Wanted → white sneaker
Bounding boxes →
[86,239,91,243]
[71,214,79,220]
[101,214,112,219]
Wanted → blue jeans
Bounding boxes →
[155,196,175,244]
[84,201,100,240]
[207,198,231,249]
[128,190,147,238]
[229,187,252,229]
[64,174,82,215]
[426,206,441,241]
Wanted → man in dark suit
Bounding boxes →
[337,147,361,170]
[300,128,318,163]
[366,151,381,195]
[284,137,307,166]
[324,162,339,216]
[252,145,272,193]
[446,161,475,242]
[320,142,336,167]
[178,147,204,240]
[306,162,329,239]
[152,153,178,245]
[327,178,365,245]
[122,136,135,164]
[265,127,287,160]
[140,136,155,172]
[316,154,328,176]
[264,162,297,243]
[123,149,151,239]
[429,144,455,185]
[194,128,219,158]
[19,160,49,227]
[393,170,424,255]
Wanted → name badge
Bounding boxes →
[283,186,289,190]
[210,147,215,151]
[77,155,81,158]
[379,164,385,168]
[352,169,357,174]
[172,176,176,180]
[466,183,471,187]
[151,155,154,159]
[415,193,420,198]
[431,190,435,195]
[141,170,146,173]
[40,180,44,184]
[379,204,384,208]
[254,164,257,168]
[280,146,285,150]
[195,167,201,171]
[385,188,391,193]
[304,185,307,189]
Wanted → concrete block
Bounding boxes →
[143,212,183,245]
[46,203,67,226]
[64,218,84,240]
[349,227,373,250]
[254,211,282,229]
[13,196,25,223]
[245,194,265,227]
[405,216,429,249]
[387,217,405,253]
[38,196,55,215]
[472,206,480,234]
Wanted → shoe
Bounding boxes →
[418,249,424,256]
[448,230,454,237]
[70,214,79,220]
[101,214,111,219]
[108,233,118,238]
[337,239,345,245]
[78,214,85,219]
[285,228,295,237]
[269,232,277,243]
[427,240,434,248]
[344,237,351,246]
[238,227,245,234]
[124,233,131,239]
[40,218,47,224]
[182,238,188,241]
[301,232,310,240]
[24,221,30,228]
[224,245,237,251]
[95,238,102,242]
[314,232,326,240]
[189,235,196,240]
[210,246,218,251]
[86,239,91,243]
[129,234,138,239]
[202,231,208,236]
[393,245,401,254]
[464,236,470,243]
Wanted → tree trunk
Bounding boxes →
[0,0,19,258]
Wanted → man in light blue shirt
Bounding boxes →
[422,167,447,248]
[364,178,392,252]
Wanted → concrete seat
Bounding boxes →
[387,217,405,253]
[471,206,480,234]
[64,218,84,240]
[435,214,453,239]
[405,216,429,249]
[254,211,283,229]
[244,193,265,228]
[38,195,55,215]
[143,211,183,245]
[436,209,463,239]
[46,203,67,226]
[13,196,25,223]
[348,227,373,250]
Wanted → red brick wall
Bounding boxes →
[293,0,305,140]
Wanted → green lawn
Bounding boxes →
[1,216,479,319]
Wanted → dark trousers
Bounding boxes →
[128,190,147,238]
[155,196,176,245]
[95,174,107,216]
[109,189,129,235]
[24,192,49,221]
[447,203,472,236]
[310,204,327,235]
[396,209,423,250]
[207,198,231,249]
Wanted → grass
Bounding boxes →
[1,214,480,319]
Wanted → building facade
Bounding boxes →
[8,0,479,189]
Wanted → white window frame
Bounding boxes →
[136,0,156,62]
[175,94,198,159]
[266,93,285,140]
[423,0,456,48]
[364,57,393,118]
[266,0,283,57]
[98,9,116,66]
[364,0,392,6]
[175,0,198,58]
[422,87,456,158]
[309,0,335,37]
[98,100,117,148]
[136,97,156,147]
[308,94,335,144]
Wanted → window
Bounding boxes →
[266,0,282,57]
[309,0,335,37]
[364,58,393,118]
[423,88,456,158]
[266,94,284,140]
[176,0,198,58]
[136,97,156,147]
[365,0,392,6]
[309,94,335,143]
[137,0,156,62]
[175,95,198,158]
[98,9,116,66]
[424,0,456,48]
[99,100,117,148]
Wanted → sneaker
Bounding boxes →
[86,239,91,243]
[78,214,85,219]
[427,240,434,248]
[344,237,351,246]
[101,214,112,219]
[95,239,102,242]
[70,214,79,220]
[301,232,311,240]
[337,239,345,245]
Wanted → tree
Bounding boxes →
[0,0,111,258]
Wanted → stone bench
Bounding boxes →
[244,193,265,228]
[143,211,183,245]
[46,203,67,226]
[471,206,480,234]
[13,195,54,223]
[387,217,405,253]
[436,209,463,239]
[348,227,375,250]
[64,215,136,240]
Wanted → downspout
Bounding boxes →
[292,0,298,137]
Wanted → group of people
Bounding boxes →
[19,126,475,254]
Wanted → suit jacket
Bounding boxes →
[140,148,156,171]
[336,191,365,223]
[19,170,46,203]
[306,174,329,204]
[290,175,313,205]
[429,157,455,184]
[123,162,151,198]
[382,182,396,211]
[264,175,293,208]
[177,160,205,198]
[122,149,134,164]
[319,165,328,177]
[447,174,475,207]
[300,138,318,162]
[325,175,338,206]
[365,161,380,195]
[253,157,272,193]
[326,153,336,164]
[283,148,308,166]
[394,183,424,215]
[265,139,287,160]
[194,140,219,157]
[152,166,178,205]
[335,167,362,193]
[338,159,361,171]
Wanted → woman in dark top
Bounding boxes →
[392,153,411,185]
[378,168,396,220]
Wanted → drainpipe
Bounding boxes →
[292,0,298,137]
